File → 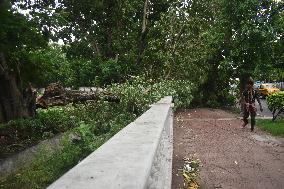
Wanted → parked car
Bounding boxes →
[253,81,262,89]
[257,83,280,98]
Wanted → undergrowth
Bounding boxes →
[0,77,195,189]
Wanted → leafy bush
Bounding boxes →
[0,106,80,155]
[0,101,136,188]
[267,92,284,121]
[99,59,122,85]
[217,89,237,107]
[28,46,123,88]
[107,76,196,115]
[0,136,89,189]
[28,46,73,87]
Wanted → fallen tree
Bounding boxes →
[36,83,119,108]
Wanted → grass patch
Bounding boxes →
[256,119,284,137]
[0,101,136,189]
[0,133,112,189]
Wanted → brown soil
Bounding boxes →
[172,108,284,189]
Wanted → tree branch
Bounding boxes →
[136,0,149,65]
[0,52,8,75]
[142,0,149,34]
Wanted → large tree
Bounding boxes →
[200,0,284,105]
[12,0,172,86]
[143,0,214,81]
[0,1,46,122]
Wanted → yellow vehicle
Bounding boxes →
[257,83,280,98]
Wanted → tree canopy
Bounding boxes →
[0,0,283,121]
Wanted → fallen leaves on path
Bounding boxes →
[179,157,201,189]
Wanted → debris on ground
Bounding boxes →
[178,157,201,189]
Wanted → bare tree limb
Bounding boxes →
[136,0,149,65]
[142,0,149,34]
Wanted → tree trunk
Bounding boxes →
[203,63,219,105]
[0,52,36,123]
[239,76,249,95]
[104,1,115,59]
[136,0,149,65]
[91,39,101,58]
[36,83,119,108]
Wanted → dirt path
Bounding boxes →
[172,108,284,189]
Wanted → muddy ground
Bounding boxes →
[172,108,284,189]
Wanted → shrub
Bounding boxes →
[267,92,284,121]
[107,76,196,114]
[0,101,136,189]
[0,106,81,155]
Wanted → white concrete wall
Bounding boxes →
[48,96,173,189]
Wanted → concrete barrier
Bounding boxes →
[48,96,173,189]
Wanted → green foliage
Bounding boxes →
[0,1,47,86]
[3,0,283,105]
[256,119,284,136]
[267,92,284,111]
[0,106,79,155]
[0,76,196,188]
[28,45,73,87]
[0,100,136,188]
[27,45,126,87]
[0,3,46,53]
[99,59,122,85]
[267,92,284,121]
[108,76,196,114]
[0,137,88,189]
[143,1,211,82]
[11,0,209,87]
[194,0,284,106]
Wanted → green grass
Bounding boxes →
[256,119,284,137]
[0,101,137,189]
[0,134,111,189]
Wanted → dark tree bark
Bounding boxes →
[136,0,149,65]
[104,0,116,59]
[0,52,36,123]
[202,62,219,104]
[239,74,251,96]
[36,83,120,108]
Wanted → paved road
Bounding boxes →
[172,109,284,189]
[256,99,272,117]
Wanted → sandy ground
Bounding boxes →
[172,108,284,189]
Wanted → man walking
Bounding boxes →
[242,78,263,132]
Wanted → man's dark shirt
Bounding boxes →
[242,89,260,104]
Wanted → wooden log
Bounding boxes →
[36,83,119,108]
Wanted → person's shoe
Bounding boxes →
[242,123,247,128]
[251,128,254,132]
